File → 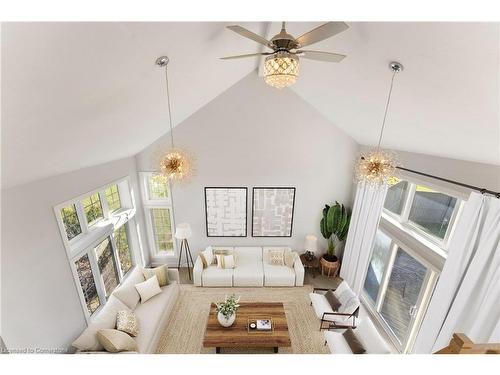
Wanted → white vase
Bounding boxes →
[217,311,236,327]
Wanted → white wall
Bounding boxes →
[136,71,359,262]
[0,156,149,351]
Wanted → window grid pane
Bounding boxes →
[82,193,103,226]
[105,185,121,213]
[151,208,173,252]
[114,226,133,275]
[363,230,392,303]
[61,204,82,240]
[148,174,169,200]
[380,248,427,344]
[95,238,119,297]
[384,178,409,215]
[74,254,100,314]
[408,186,457,239]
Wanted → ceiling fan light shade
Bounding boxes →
[354,148,398,187]
[264,52,299,89]
[160,148,195,183]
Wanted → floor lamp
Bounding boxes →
[175,223,195,280]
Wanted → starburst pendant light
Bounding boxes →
[355,61,403,186]
[156,56,195,183]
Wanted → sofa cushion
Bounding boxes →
[233,262,264,287]
[262,247,291,264]
[284,251,298,268]
[324,330,353,354]
[263,263,295,286]
[142,264,170,287]
[324,290,342,310]
[343,329,366,354]
[113,284,141,310]
[333,281,350,300]
[202,265,233,287]
[356,318,391,354]
[216,254,236,269]
[309,292,349,323]
[97,329,138,353]
[339,295,360,315]
[116,310,139,337]
[133,283,179,353]
[234,247,263,262]
[200,246,215,267]
[72,295,130,351]
[135,275,162,303]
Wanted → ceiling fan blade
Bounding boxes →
[296,22,349,48]
[297,50,346,62]
[220,52,272,60]
[226,25,272,48]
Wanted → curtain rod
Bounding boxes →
[396,166,500,198]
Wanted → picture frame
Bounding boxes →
[252,187,296,237]
[204,187,248,237]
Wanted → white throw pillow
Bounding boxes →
[113,284,141,310]
[72,296,130,352]
[200,246,215,268]
[135,275,162,303]
[216,254,235,269]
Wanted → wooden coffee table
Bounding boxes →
[203,302,291,354]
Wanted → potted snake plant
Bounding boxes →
[319,201,351,277]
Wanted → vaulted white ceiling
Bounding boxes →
[2,22,499,189]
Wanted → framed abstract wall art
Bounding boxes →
[204,187,247,237]
[252,187,296,237]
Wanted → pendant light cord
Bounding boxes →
[163,65,175,149]
[376,69,397,150]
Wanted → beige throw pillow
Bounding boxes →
[142,264,169,287]
[269,249,285,266]
[113,284,141,310]
[215,254,235,269]
[199,246,215,268]
[284,250,298,268]
[97,329,138,353]
[116,310,139,337]
[135,275,162,303]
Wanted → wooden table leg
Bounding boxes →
[273,347,278,353]
[216,347,221,354]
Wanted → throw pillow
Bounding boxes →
[269,249,285,266]
[71,296,130,352]
[135,275,162,303]
[324,290,342,311]
[199,246,215,268]
[116,310,139,337]
[96,329,138,353]
[142,264,169,287]
[343,329,366,354]
[113,284,141,310]
[215,254,235,269]
[284,251,298,268]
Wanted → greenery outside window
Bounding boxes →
[105,184,121,213]
[82,193,104,226]
[61,204,82,240]
[114,225,133,275]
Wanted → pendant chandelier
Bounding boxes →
[156,56,195,183]
[264,51,300,89]
[355,61,403,186]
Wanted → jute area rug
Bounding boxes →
[155,284,329,354]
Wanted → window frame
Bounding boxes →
[105,184,122,213]
[54,176,138,322]
[139,172,177,262]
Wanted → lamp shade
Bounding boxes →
[304,234,318,254]
[174,223,192,240]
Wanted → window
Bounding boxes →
[74,254,100,314]
[151,208,174,252]
[55,177,138,320]
[140,172,176,258]
[382,178,461,246]
[148,174,169,200]
[105,184,121,213]
[114,225,133,275]
[81,193,103,226]
[60,204,82,240]
[384,177,409,216]
[95,237,119,298]
[408,185,457,239]
[363,230,391,303]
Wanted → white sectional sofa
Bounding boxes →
[324,317,392,354]
[193,246,304,287]
[72,266,180,354]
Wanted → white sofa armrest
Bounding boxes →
[193,256,203,286]
[167,268,180,283]
[293,257,305,286]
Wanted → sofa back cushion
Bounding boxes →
[234,247,263,263]
[356,318,392,354]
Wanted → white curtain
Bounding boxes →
[340,182,387,295]
[413,192,500,353]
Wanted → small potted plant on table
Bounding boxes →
[216,294,240,327]
[320,201,351,277]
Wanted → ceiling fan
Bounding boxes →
[221,21,349,89]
